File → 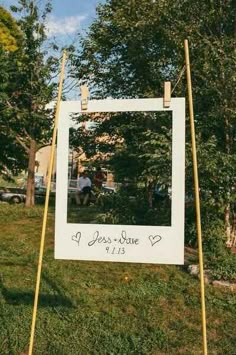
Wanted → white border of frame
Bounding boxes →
[55,98,185,264]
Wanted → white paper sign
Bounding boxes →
[55,98,185,264]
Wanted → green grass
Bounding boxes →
[67,204,101,224]
[0,204,235,354]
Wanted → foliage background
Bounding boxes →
[69,0,236,251]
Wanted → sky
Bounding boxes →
[0,0,105,41]
[0,0,106,98]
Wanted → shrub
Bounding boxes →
[98,187,171,226]
[208,253,236,282]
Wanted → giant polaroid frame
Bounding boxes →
[55,98,185,264]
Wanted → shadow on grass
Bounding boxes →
[0,276,75,308]
[0,301,15,355]
[0,259,30,267]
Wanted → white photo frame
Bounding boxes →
[55,98,185,264]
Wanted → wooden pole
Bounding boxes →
[28,51,67,355]
[184,39,208,355]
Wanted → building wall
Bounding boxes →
[35,145,57,183]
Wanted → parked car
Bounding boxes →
[0,187,26,204]
[35,174,44,188]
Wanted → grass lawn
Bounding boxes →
[67,204,102,224]
[0,204,235,354]
[67,199,172,226]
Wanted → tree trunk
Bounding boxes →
[25,139,37,207]
[231,211,236,248]
[224,116,233,247]
[225,203,231,246]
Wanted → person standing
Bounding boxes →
[92,167,106,206]
[93,167,105,190]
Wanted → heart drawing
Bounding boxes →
[149,235,162,247]
[72,232,82,246]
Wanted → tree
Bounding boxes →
[0,6,22,51]
[71,0,236,245]
[0,7,26,178]
[0,1,57,206]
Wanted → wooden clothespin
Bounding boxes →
[80,85,89,111]
[163,81,171,108]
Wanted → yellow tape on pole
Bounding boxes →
[28,51,67,355]
[184,39,208,355]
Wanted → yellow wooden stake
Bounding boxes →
[28,51,67,355]
[163,81,171,108]
[184,39,208,355]
[80,85,89,110]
